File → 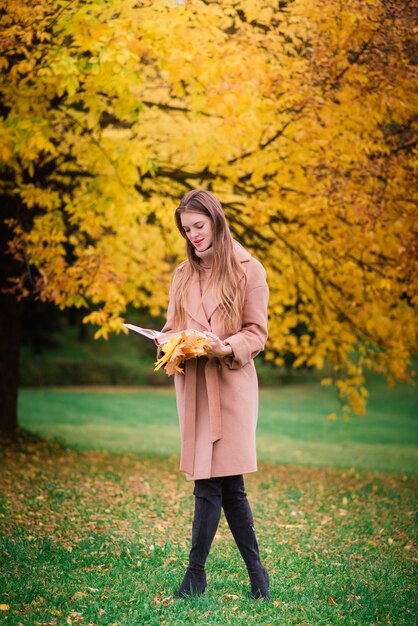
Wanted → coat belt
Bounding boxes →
[180,357,222,475]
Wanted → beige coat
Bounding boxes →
[162,241,269,481]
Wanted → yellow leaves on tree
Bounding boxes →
[1,0,417,422]
[1,0,170,335]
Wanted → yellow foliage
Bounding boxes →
[1,0,416,418]
[320,378,333,387]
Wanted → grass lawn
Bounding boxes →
[2,374,416,624]
[0,433,416,625]
[18,375,418,473]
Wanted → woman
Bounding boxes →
[161,189,270,600]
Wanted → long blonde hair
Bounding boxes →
[173,190,246,333]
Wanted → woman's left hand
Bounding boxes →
[205,331,233,359]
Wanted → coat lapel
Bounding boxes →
[186,277,211,331]
[201,282,220,322]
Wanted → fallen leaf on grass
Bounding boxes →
[224,594,239,600]
[0,605,10,610]
[328,597,337,605]
[153,596,173,606]
[71,592,87,600]
[277,523,306,528]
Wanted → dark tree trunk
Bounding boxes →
[0,194,24,432]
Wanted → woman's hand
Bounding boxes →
[205,331,233,359]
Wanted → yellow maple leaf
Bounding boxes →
[154,336,182,371]
[154,332,209,376]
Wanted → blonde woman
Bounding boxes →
[162,189,270,600]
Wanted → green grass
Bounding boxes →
[0,433,416,625]
[3,372,417,624]
[18,372,418,473]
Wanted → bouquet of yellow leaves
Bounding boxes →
[154,331,210,376]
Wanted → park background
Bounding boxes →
[1,1,417,625]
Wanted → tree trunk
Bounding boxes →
[0,194,24,432]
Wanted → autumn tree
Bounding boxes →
[1,0,417,432]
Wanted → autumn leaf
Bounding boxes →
[154,332,209,376]
[71,591,87,600]
[154,337,182,372]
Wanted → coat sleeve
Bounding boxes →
[224,259,269,369]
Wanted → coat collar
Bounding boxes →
[232,239,252,264]
[185,240,251,330]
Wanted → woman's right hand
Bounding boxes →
[205,332,233,359]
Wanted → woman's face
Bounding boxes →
[180,212,213,252]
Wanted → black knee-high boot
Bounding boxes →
[222,476,270,600]
[176,478,222,598]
